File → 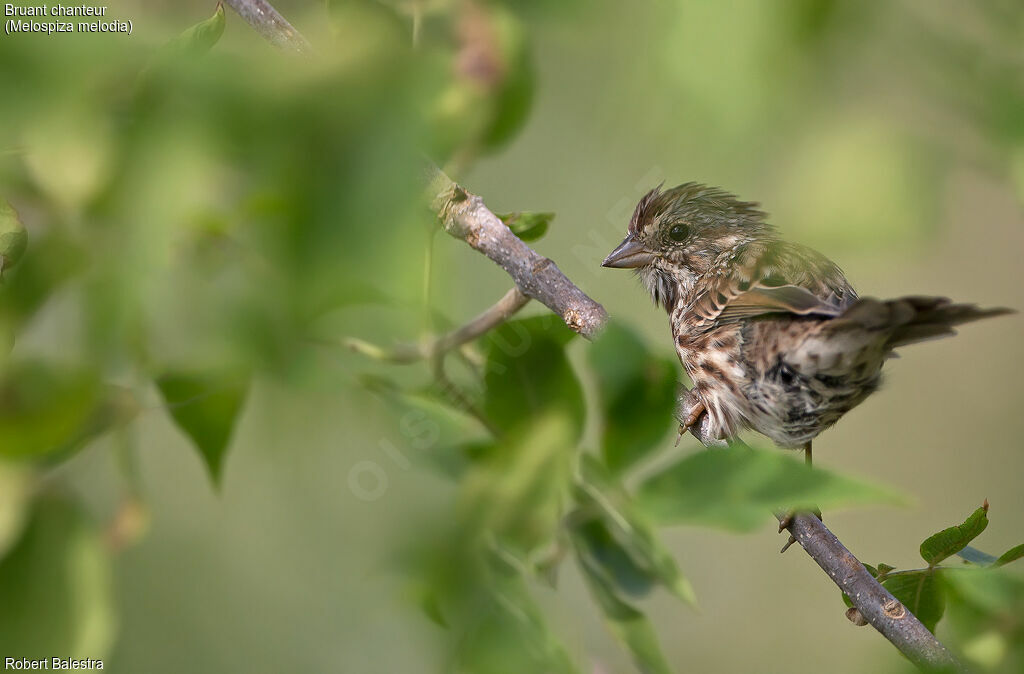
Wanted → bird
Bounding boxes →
[601,182,1012,464]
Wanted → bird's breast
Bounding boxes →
[675,325,746,393]
[671,319,749,439]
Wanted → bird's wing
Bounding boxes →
[689,241,856,331]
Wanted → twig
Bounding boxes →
[222,0,312,53]
[426,166,608,340]
[344,287,530,363]
[433,287,530,354]
[234,6,961,671]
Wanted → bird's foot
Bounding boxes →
[674,386,707,447]
[674,399,707,447]
[778,508,823,553]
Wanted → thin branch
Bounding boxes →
[426,166,608,340]
[783,513,961,673]
[434,287,530,354]
[344,287,530,363]
[233,5,961,671]
[683,415,961,672]
[222,0,312,54]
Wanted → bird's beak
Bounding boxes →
[601,236,655,269]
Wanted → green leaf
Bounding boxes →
[416,588,447,627]
[993,544,1024,567]
[0,361,103,460]
[497,211,553,242]
[570,514,655,598]
[0,199,28,275]
[920,503,989,566]
[0,496,116,659]
[575,456,696,605]
[956,545,998,566]
[156,370,249,486]
[589,321,677,474]
[43,386,142,466]
[456,580,579,674]
[408,524,579,674]
[359,374,491,476]
[606,611,675,674]
[0,232,85,333]
[573,537,675,674]
[0,462,32,560]
[483,317,585,442]
[883,571,946,633]
[167,3,226,55]
[459,414,574,556]
[636,447,901,531]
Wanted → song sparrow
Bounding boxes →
[602,182,1012,459]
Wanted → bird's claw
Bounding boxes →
[674,389,706,447]
[778,509,824,553]
[778,512,798,553]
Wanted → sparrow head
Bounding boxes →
[602,182,772,310]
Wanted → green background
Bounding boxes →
[0,1,1021,672]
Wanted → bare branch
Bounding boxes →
[222,0,312,54]
[434,287,530,353]
[682,401,961,671]
[426,166,608,339]
[344,287,530,363]
[783,513,962,673]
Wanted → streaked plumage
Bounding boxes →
[603,182,1012,449]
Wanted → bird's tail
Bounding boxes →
[838,296,1014,349]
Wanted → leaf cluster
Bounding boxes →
[840,502,1024,671]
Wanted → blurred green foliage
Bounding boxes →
[482,317,584,441]
[0,496,115,660]
[637,447,903,532]
[0,200,28,275]
[841,503,1024,667]
[397,315,919,671]
[589,322,678,475]
[0,1,1020,673]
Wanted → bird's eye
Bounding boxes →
[669,223,689,242]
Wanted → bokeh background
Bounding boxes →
[0,1,1021,672]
